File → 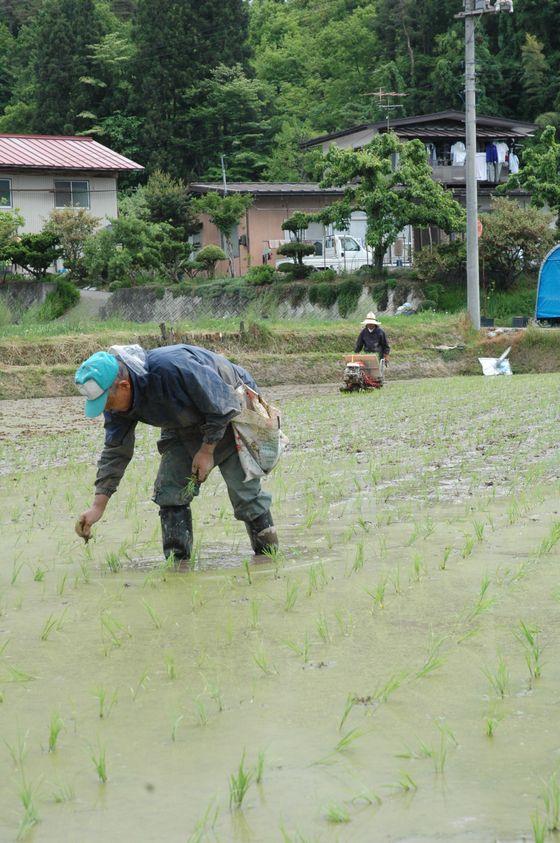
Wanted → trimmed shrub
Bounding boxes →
[195,244,227,278]
[245,264,276,285]
[311,268,337,283]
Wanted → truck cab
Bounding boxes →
[277,234,372,273]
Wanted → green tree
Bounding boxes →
[192,192,253,277]
[0,208,24,281]
[277,212,315,274]
[503,125,560,228]
[4,232,61,278]
[130,0,249,176]
[319,132,465,270]
[33,0,108,134]
[521,33,549,115]
[142,170,199,238]
[479,198,555,288]
[188,65,275,181]
[44,208,100,281]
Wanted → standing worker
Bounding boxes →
[74,344,278,567]
[354,312,390,363]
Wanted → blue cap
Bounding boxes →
[75,352,119,418]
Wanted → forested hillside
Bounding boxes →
[0,0,558,181]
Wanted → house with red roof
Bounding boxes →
[0,134,143,233]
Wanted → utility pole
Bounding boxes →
[456,0,513,330]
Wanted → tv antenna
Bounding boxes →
[363,89,407,130]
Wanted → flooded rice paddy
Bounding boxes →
[1,374,560,841]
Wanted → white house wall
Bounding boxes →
[4,172,118,233]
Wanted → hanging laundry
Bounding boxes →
[475,152,487,180]
[495,141,509,164]
[509,152,520,174]
[450,141,466,166]
[486,143,499,181]
[425,142,437,166]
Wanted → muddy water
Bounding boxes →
[1,375,560,841]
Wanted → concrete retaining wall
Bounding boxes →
[0,280,55,321]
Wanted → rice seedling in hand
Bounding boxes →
[229,751,253,810]
[324,803,350,823]
[48,712,63,752]
[284,580,299,612]
[483,655,510,699]
[91,743,108,784]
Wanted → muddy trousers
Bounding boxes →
[152,426,273,561]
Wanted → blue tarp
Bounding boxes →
[536,244,560,319]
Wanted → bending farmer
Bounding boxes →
[354,312,390,362]
[74,344,277,566]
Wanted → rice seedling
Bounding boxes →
[194,697,208,726]
[339,693,357,732]
[165,654,177,680]
[255,750,265,784]
[243,558,252,585]
[372,670,410,704]
[461,536,475,559]
[392,565,402,594]
[351,787,382,806]
[91,743,107,784]
[387,771,418,794]
[351,542,364,575]
[433,728,449,774]
[105,551,121,574]
[17,775,40,839]
[253,644,276,675]
[284,580,299,612]
[515,620,543,681]
[100,610,130,651]
[171,714,184,742]
[191,587,204,612]
[440,545,452,570]
[51,782,75,803]
[410,553,426,583]
[466,575,495,622]
[5,731,28,769]
[249,598,260,630]
[365,576,388,611]
[48,712,63,752]
[130,668,150,701]
[229,751,253,810]
[284,634,310,663]
[40,614,58,641]
[531,810,547,843]
[537,521,560,557]
[316,611,331,643]
[485,715,501,737]
[334,727,366,754]
[33,568,45,582]
[483,655,510,699]
[542,770,560,831]
[56,572,68,596]
[324,803,350,823]
[94,687,117,719]
[188,798,219,843]
[141,598,163,629]
[472,520,485,542]
[11,557,26,586]
[396,740,433,760]
[5,664,35,683]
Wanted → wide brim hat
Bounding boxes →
[361,311,380,326]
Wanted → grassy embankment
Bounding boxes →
[0,311,559,400]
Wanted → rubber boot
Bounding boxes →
[245,511,278,555]
[159,505,193,570]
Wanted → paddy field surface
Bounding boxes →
[1,375,560,842]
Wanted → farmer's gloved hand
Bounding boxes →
[76,494,109,540]
[192,444,215,483]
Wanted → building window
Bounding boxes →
[0,178,12,208]
[54,179,90,208]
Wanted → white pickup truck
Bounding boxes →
[277,234,372,273]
